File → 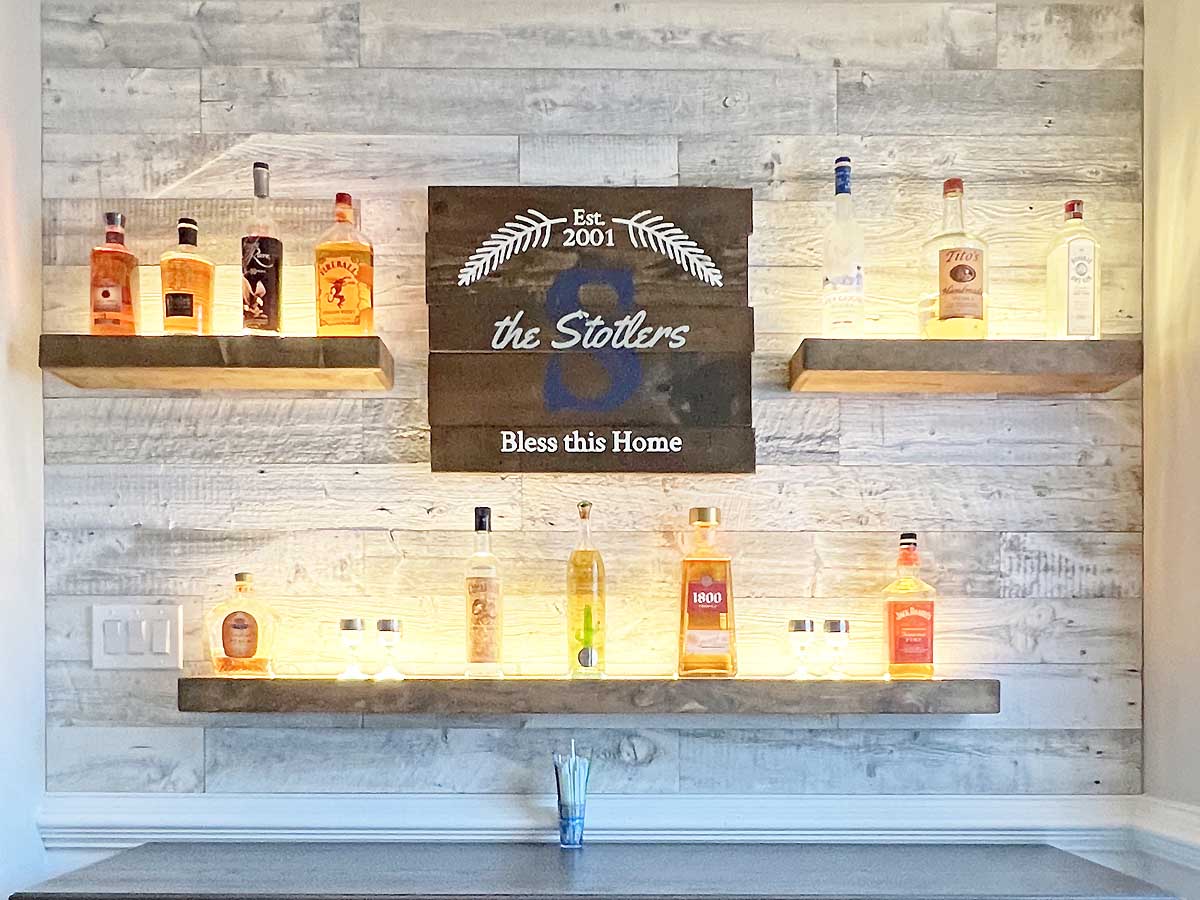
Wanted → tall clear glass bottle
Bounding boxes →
[465,506,503,677]
[89,211,140,335]
[1046,199,1102,339]
[315,192,374,336]
[821,156,866,337]
[922,178,988,339]
[566,500,605,677]
[883,532,936,680]
[242,162,283,334]
[161,217,215,334]
[678,507,736,677]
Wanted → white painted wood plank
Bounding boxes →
[360,1,997,70]
[837,68,1142,135]
[205,727,680,793]
[1000,531,1143,598]
[678,728,1141,794]
[519,136,679,187]
[679,134,1142,201]
[44,68,200,133]
[42,133,519,199]
[362,399,431,464]
[752,398,840,464]
[42,1,358,68]
[997,2,1144,69]
[200,68,836,136]
[838,399,1141,466]
[46,726,204,792]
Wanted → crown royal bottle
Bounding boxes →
[205,572,277,677]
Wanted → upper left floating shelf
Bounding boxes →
[39,334,394,391]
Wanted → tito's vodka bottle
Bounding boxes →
[1046,199,1102,339]
[821,156,866,337]
[242,162,283,334]
[883,532,936,680]
[922,178,988,339]
[465,506,503,677]
[678,507,736,677]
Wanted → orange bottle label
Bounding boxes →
[888,601,934,664]
[317,252,373,326]
[938,247,984,319]
[221,610,259,659]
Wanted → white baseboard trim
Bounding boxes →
[1135,796,1200,871]
[38,793,1136,852]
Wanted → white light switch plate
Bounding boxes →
[91,604,184,670]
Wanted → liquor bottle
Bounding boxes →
[314,192,374,336]
[205,572,277,677]
[1046,199,1102,339]
[882,532,936,680]
[566,500,605,677]
[160,217,215,334]
[922,178,988,339]
[465,506,503,677]
[89,211,140,335]
[821,156,866,337]
[241,162,283,334]
[678,507,736,677]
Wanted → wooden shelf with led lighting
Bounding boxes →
[39,334,394,391]
[177,676,1000,716]
[788,338,1142,394]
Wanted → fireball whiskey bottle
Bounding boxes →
[161,217,215,334]
[89,212,140,335]
[205,572,277,677]
[241,162,283,334]
[315,192,374,336]
[465,506,503,677]
[922,178,988,339]
[678,507,736,677]
[566,501,605,677]
[883,532,936,680]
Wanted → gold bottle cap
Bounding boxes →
[234,572,254,584]
[689,507,721,525]
[578,500,592,520]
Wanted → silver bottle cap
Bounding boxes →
[788,619,816,633]
[103,211,125,228]
[376,618,401,633]
[252,162,270,199]
[824,619,851,634]
[339,617,364,631]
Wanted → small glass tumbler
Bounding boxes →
[337,617,368,681]
[824,618,850,679]
[787,618,816,677]
[374,618,404,681]
[553,740,591,849]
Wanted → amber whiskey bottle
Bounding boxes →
[161,217,215,334]
[678,507,736,677]
[89,212,140,334]
[205,572,277,677]
[315,192,374,336]
[883,532,936,679]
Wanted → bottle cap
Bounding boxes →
[252,162,270,199]
[899,531,918,546]
[577,500,592,520]
[234,572,254,584]
[788,619,816,633]
[103,211,125,228]
[376,618,401,633]
[474,506,492,532]
[824,619,851,633]
[943,177,964,196]
[339,617,364,631]
[335,192,353,206]
[1065,199,1084,220]
[689,507,721,525]
[177,217,199,246]
[253,161,269,171]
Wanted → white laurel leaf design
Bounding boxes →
[611,210,724,287]
[457,209,568,286]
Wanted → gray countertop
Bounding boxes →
[11,842,1176,900]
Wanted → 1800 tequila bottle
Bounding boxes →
[678,507,736,677]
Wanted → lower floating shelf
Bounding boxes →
[177,676,1000,716]
[40,334,394,391]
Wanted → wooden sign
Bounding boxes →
[426,186,754,473]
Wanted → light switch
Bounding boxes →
[91,604,184,670]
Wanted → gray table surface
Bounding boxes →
[11,842,1177,900]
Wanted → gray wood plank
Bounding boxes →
[46,725,204,792]
[678,728,1142,794]
[43,68,200,133]
[361,1,997,70]
[519,136,679,186]
[12,842,1175,900]
[205,727,680,793]
[1000,531,1143,598]
[837,68,1142,136]
[997,2,1144,69]
[200,68,835,135]
[43,1,358,68]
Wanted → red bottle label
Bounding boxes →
[687,579,728,614]
[889,601,934,663]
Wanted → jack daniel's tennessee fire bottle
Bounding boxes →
[883,532,936,680]
[678,507,736,677]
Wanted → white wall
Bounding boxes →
[1144,0,1200,807]
[0,0,47,890]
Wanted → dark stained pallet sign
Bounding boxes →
[427,186,755,472]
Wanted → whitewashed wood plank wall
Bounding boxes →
[39,0,1144,797]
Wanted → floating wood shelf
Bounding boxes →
[39,334,394,391]
[789,338,1142,394]
[177,676,1000,716]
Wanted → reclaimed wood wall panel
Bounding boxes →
[40,0,1144,795]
